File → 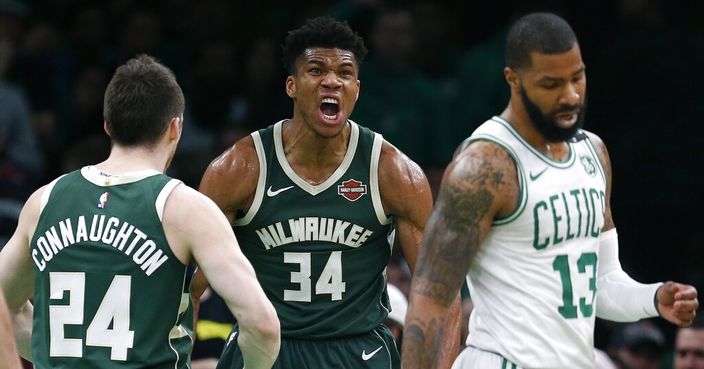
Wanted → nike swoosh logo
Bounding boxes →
[267,185,294,197]
[529,167,548,181]
[361,346,383,361]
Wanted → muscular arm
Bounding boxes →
[164,184,279,369]
[587,132,698,325]
[0,188,44,361]
[402,141,517,369]
[190,137,259,304]
[379,142,433,273]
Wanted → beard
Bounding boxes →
[520,86,586,142]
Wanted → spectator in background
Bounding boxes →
[350,6,444,168]
[674,315,704,369]
[608,321,666,369]
[0,0,45,245]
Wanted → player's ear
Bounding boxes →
[286,76,296,98]
[355,80,360,101]
[103,121,111,136]
[504,67,520,89]
[168,117,182,141]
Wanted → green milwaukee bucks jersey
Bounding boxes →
[235,120,394,339]
[30,167,192,369]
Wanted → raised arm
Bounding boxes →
[586,131,699,325]
[164,183,278,369]
[0,187,44,362]
[402,141,518,369]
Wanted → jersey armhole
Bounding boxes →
[583,136,607,187]
[370,133,392,225]
[468,134,528,225]
[234,131,266,226]
[156,179,183,221]
[39,174,68,215]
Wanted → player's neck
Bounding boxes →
[281,118,350,185]
[282,118,349,166]
[501,104,569,160]
[95,144,171,174]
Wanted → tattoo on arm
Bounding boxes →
[403,143,513,369]
[413,145,510,305]
[587,133,614,230]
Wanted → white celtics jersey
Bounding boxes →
[464,116,606,369]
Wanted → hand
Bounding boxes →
[656,281,698,327]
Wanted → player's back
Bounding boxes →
[30,166,191,369]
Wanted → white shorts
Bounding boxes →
[451,346,523,369]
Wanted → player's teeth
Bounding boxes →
[322,98,338,104]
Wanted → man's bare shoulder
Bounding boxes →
[582,130,611,178]
[379,141,428,188]
[200,135,260,214]
[162,183,234,264]
[582,130,610,162]
[204,135,259,183]
[378,140,432,215]
[442,139,519,218]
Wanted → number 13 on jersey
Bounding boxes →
[284,251,346,302]
[553,252,598,319]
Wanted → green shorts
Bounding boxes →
[215,324,400,369]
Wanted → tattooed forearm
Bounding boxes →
[404,318,445,368]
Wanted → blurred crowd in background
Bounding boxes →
[1,0,703,368]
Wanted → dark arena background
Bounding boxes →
[1,1,702,368]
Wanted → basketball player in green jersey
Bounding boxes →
[0,293,21,369]
[0,55,280,369]
[190,16,460,369]
[403,13,699,369]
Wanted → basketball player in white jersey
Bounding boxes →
[402,12,699,369]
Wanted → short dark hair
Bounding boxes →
[505,12,578,70]
[103,54,185,147]
[282,16,368,74]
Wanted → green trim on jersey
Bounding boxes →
[583,137,607,187]
[30,169,191,369]
[491,116,576,168]
[467,134,528,225]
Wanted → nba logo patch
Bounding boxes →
[97,192,110,209]
[337,179,367,202]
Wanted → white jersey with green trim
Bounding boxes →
[463,116,607,369]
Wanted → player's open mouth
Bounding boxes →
[555,110,578,126]
[319,97,341,124]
